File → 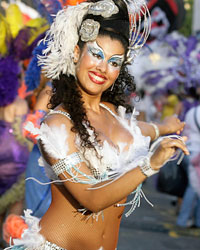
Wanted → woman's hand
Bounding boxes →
[162,115,185,135]
[150,136,189,170]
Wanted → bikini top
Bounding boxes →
[24,103,152,217]
[25,104,184,217]
[32,103,150,181]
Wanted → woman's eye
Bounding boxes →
[92,53,102,60]
[110,61,119,67]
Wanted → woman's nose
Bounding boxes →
[96,60,107,73]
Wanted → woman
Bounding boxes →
[11,1,188,250]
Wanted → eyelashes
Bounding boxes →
[108,58,123,68]
[88,47,104,60]
[87,44,124,68]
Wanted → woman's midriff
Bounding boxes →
[39,184,126,250]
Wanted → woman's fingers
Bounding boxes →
[151,136,189,170]
[161,137,189,155]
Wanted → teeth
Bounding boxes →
[90,73,105,82]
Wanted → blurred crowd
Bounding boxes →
[0,0,200,248]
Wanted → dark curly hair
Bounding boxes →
[48,0,136,152]
[49,66,135,151]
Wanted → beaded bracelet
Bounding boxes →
[139,156,159,177]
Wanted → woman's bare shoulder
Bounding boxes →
[43,104,73,131]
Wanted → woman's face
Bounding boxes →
[75,35,125,97]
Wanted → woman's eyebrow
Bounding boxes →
[95,41,124,58]
[92,41,104,54]
[109,55,124,60]
[95,41,103,50]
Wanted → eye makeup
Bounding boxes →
[86,41,124,70]
[87,42,104,61]
[108,55,124,69]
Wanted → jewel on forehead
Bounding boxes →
[88,0,119,18]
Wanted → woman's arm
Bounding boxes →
[39,114,189,213]
[138,116,185,141]
[103,102,185,141]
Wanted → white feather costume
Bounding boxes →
[24,104,152,216]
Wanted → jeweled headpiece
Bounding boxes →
[79,19,100,42]
[88,0,119,17]
[38,0,151,79]
[126,0,151,63]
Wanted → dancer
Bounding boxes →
[9,1,188,250]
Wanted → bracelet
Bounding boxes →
[150,122,160,140]
[139,156,159,177]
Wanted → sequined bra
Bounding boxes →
[40,103,150,180]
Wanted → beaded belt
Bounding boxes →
[23,241,67,250]
[43,241,66,250]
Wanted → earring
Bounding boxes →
[74,57,78,63]
[110,83,115,91]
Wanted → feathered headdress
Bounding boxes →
[38,0,151,79]
[38,2,92,79]
[25,0,83,90]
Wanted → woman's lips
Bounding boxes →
[88,71,107,85]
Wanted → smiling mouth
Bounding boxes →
[88,71,107,85]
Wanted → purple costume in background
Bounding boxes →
[0,119,29,201]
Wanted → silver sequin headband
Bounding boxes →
[38,0,151,79]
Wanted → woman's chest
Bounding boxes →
[89,111,133,149]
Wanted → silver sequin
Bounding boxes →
[88,0,119,18]
[80,19,100,42]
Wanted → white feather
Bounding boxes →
[39,123,69,159]
[24,121,41,138]
[25,121,69,160]
[13,210,45,249]
[38,3,92,79]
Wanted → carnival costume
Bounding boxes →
[9,104,184,250]
[4,1,157,249]
[10,104,153,250]
[5,1,187,249]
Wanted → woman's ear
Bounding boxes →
[73,45,80,63]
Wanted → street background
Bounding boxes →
[118,177,200,250]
